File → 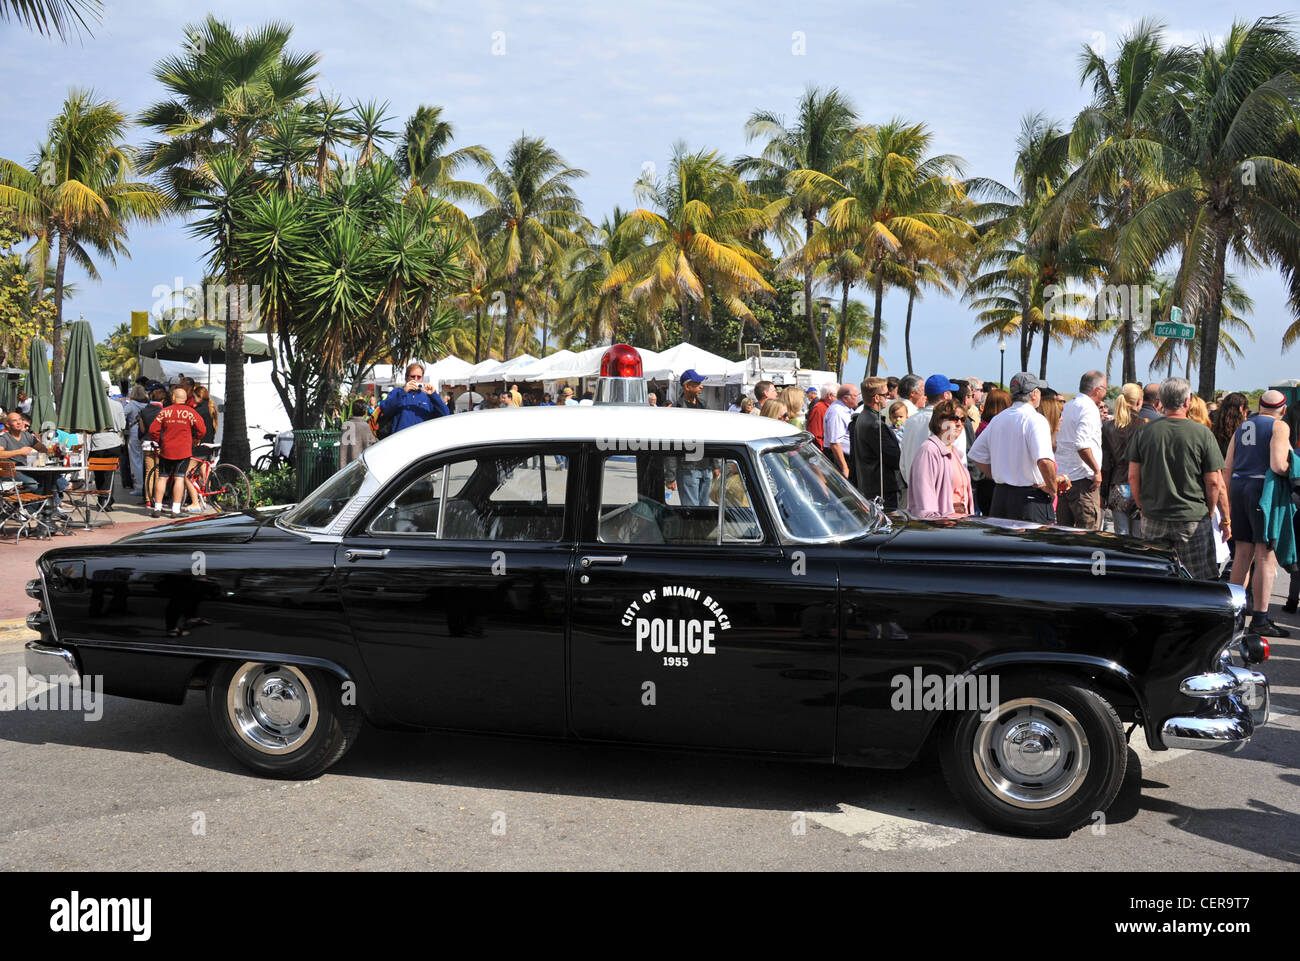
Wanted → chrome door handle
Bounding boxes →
[346,548,390,562]
[580,555,627,568]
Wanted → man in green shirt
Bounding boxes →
[1126,378,1229,580]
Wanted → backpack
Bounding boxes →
[374,404,395,439]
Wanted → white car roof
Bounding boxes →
[362,405,802,483]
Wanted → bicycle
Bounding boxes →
[251,425,291,473]
[144,444,252,513]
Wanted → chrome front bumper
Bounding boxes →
[25,641,81,685]
[1161,666,1269,750]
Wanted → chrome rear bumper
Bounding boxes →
[24,642,81,685]
[1161,666,1269,750]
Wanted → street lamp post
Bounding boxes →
[998,339,1006,388]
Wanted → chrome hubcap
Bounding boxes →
[227,662,318,755]
[972,697,1090,808]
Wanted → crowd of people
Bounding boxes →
[759,367,1292,638]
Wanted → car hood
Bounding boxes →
[875,514,1184,576]
[112,510,278,546]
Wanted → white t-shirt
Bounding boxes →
[968,401,1055,487]
[1056,394,1102,481]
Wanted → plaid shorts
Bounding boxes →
[1142,514,1218,580]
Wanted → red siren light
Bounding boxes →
[594,343,648,405]
[600,343,643,378]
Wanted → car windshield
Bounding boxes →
[278,459,366,532]
[760,439,884,540]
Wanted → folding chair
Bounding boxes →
[63,455,118,529]
[0,461,54,541]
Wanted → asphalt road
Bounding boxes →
[1,590,1297,871]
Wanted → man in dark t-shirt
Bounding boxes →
[1127,378,1226,580]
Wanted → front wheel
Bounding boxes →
[208,463,252,512]
[207,661,361,778]
[940,674,1127,837]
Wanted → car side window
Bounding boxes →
[597,452,762,545]
[369,449,567,542]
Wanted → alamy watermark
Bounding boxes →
[595,436,703,461]
[151,276,262,330]
[890,668,999,718]
[1,669,102,721]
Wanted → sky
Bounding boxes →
[1,0,1296,393]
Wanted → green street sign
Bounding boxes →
[1154,321,1195,339]
[1170,306,1184,324]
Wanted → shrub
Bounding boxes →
[248,464,296,507]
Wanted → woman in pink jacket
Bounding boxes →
[907,400,972,519]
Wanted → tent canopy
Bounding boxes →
[140,325,274,364]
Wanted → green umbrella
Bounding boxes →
[0,370,18,412]
[26,338,56,432]
[139,324,273,389]
[58,320,115,433]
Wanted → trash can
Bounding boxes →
[293,430,342,502]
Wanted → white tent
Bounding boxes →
[649,342,735,380]
[510,349,576,381]
[424,355,475,388]
[467,354,539,385]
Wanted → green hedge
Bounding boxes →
[248,464,297,507]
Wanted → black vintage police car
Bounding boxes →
[23,349,1270,837]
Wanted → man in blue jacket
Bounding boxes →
[381,363,450,433]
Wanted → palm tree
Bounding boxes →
[1140,273,1254,376]
[475,135,587,355]
[967,113,1074,371]
[0,89,168,400]
[1046,19,1195,384]
[351,100,396,168]
[0,0,100,39]
[606,142,773,343]
[737,86,858,368]
[1116,16,1300,399]
[794,120,972,375]
[557,208,646,346]
[139,15,319,470]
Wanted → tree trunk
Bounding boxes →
[868,268,884,376]
[1197,225,1230,401]
[1019,281,1032,371]
[803,213,824,369]
[1119,185,1136,385]
[504,280,518,358]
[836,277,850,380]
[681,299,691,344]
[1039,326,1049,380]
[223,303,251,471]
[904,285,916,375]
[51,231,68,407]
[474,304,483,363]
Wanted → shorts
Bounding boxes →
[159,457,189,479]
[1228,475,1267,543]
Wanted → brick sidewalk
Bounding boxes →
[0,509,189,621]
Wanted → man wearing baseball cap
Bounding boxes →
[670,369,710,506]
[968,371,1058,523]
[900,373,966,480]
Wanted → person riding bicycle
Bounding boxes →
[148,388,203,519]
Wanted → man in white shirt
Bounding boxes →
[968,371,1058,523]
[823,382,859,482]
[895,374,924,418]
[1055,370,1106,529]
[900,374,966,479]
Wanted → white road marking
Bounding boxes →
[808,802,975,850]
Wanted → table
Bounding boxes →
[17,464,93,533]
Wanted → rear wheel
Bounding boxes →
[208,463,251,512]
[207,661,360,778]
[940,673,1127,837]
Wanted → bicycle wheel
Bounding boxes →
[207,463,252,512]
[143,463,159,505]
[253,453,272,473]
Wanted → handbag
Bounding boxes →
[1107,481,1135,515]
